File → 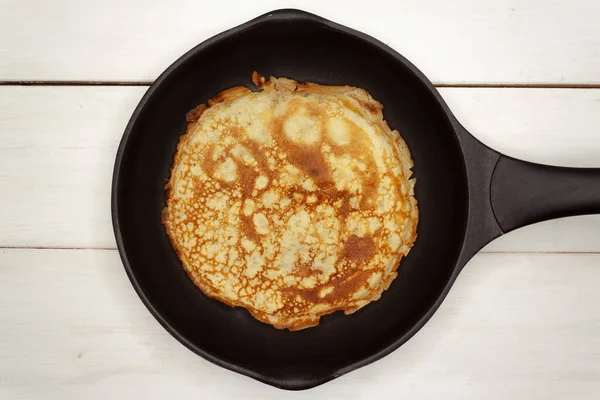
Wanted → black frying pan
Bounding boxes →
[112,9,600,390]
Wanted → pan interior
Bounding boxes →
[114,15,469,384]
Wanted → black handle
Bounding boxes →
[491,156,600,233]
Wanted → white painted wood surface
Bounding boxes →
[1,0,600,398]
[0,0,600,84]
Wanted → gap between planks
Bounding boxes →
[1,245,599,255]
[2,81,600,89]
[0,245,117,251]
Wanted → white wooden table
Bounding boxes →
[1,1,600,398]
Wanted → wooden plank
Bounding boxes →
[441,87,600,167]
[0,86,146,249]
[0,248,598,399]
[1,86,600,250]
[0,0,599,83]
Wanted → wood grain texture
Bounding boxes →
[0,248,598,399]
[0,0,599,83]
[1,86,600,250]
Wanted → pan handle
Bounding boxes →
[490,155,600,233]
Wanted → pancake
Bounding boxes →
[162,73,418,330]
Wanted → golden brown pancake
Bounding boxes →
[162,73,418,330]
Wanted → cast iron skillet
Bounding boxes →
[112,9,600,390]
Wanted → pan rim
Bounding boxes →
[111,8,468,390]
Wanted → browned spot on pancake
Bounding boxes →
[350,119,379,206]
[320,190,353,225]
[210,126,266,196]
[338,194,351,217]
[331,269,372,299]
[252,71,266,88]
[295,261,319,278]
[339,98,364,118]
[287,268,372,306]
[306,101,324,117]
[360,172,379,209]
[236,163,258,196]
[291,146,333,186]
[208,86,251,106]
[270,101,335,188]
[243,139,275,180]
[351,95,381,115]
[280,237,376,306]
[199,148,217,178]
[186,104,207,123]
[291,287,318,305]
[323,116,379,208]
[342,235,376,265]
